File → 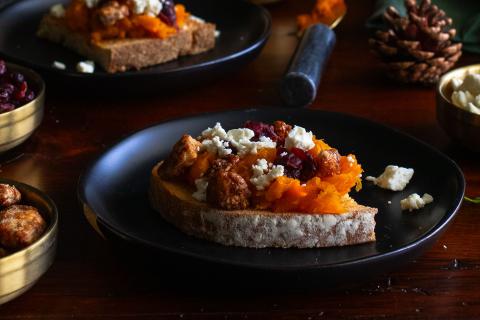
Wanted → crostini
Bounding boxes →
[37,0,216,73]
[149,121,377,248]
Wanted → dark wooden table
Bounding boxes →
[1,0,479,318]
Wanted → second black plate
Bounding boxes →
[78,108,465,272]
[0,0,270,90]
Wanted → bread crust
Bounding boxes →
[37,15,216,73]
[149,162,377,248]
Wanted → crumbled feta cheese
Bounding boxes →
[52,61,66,70]
[284,125,315,151]
[450,73,480,115]
[129,0,162,15]
[50,4,65,18]
[215,30,221,38]
[466,102,480,115]
[451,90,475,108]
[459,73,480,96]
[250,159,284,190]
[76,60,95,73]
[192,178,209,201]
[200,123,276,157]
[451,77,463,91]
[201,136,232,157]
[131,0,146,14]
[201,122,228,140]
[145,0,163,16]
[84,0,101,9]
[239,136,276,156]
[366,165,414,191]
[400,193,434,212]
[280,151,288,157]
[227,128,255,145]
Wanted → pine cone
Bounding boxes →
[369,0,462,85]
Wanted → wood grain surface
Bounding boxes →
[1,0,479,318]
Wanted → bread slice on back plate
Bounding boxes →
[149,162,377,249]
[36,15,216,73]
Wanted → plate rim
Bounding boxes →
[77,107,466,271]
[0,0,272,78]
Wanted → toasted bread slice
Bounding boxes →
[149,162,377,249]
[36,15,216,73]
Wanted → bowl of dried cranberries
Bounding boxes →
[0,60,45,152]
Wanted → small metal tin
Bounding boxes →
[436,64,480,152]
[0,63,45,153]
[0,179,58,305]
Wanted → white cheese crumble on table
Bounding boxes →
[52,61,66,70]
[400,193,434,212]
[450,73,480,115]
[250,159,284,191]
[50,4,65,18]
[192,177,209,201]
[76,60,95,73]
[366,165,414,191]
[284,125,315,151]
[200,123,276,157]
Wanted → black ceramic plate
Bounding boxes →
[78,108,465,271]
[0,0,270,89]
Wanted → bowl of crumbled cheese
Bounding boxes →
[437,64,480,152]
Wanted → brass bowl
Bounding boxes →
[436,64,480,152]
[0,179,58,305]
[0,63,45,153]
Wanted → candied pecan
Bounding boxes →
[0,184,21,207]
[161,134,202,178]
[97,1,129,26]
[207,171,251,210]
[317,149,341,177]
[273,120,292,143]
[208,155,240,176]
[0,205,46,250]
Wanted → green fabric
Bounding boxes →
[366,0,480,54]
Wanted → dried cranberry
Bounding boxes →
[9,72,25,85]
[275,148,302,179]
[299,152,317,181]
[275,147,317,182]
[0,60,6,76]
[244,121,278,142]
[158,0,177,27]
[13,81,27,100]
[0,103,15,114]
[290,147,308,160]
